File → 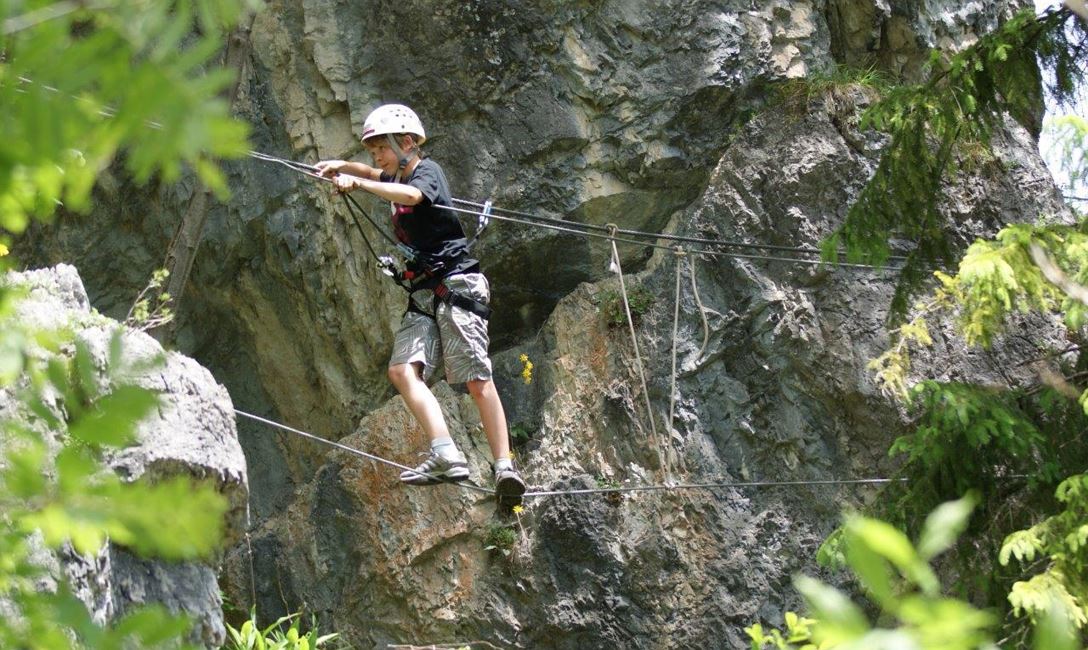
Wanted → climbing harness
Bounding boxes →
[258,148,494,322]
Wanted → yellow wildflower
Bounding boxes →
[512,505,524,514]
[519,353,533,384]
[0,243,7,257]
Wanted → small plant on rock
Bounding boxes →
[599,286,655,328]
[483,523,517,557]
[225,607,340,650]
[509,422,534,447]
[125,268,174,333]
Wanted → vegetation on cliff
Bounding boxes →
[0,1,255,647]
[751,6,1088,649]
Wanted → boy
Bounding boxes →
[315,104,526,505]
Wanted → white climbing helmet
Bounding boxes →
[362,104,426,145]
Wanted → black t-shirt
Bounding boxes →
[381,158,477,277]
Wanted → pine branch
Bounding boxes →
[829,7,1088,319]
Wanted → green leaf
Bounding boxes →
[0,327,26,386]
[843,529,895,607]
[917,494,977,560]
[55,446,97,496]
[68,384,159,447]
[23,502,110,554]
[793,575,869,643]
[1033,597,1079,650]
[848,515,940,596]
[1000,528,1045,566]
[2,438,48,498]
[99,476,228,559]
[73,339,100,403]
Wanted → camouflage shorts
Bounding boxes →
[389,272,493,384]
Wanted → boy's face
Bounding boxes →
[364,135,413,175]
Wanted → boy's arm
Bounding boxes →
[333,175,424,205]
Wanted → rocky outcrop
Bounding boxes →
[223,61,1064,650]
[12,0,1064,647]
[0,265,248,648]
[15,0,1036,520]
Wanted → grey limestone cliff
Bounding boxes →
[12,0,1071,648]
[0,265,248,648]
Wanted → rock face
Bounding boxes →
[224,73,1063,648]
[0,265,248,648]
[13,0,1066,647]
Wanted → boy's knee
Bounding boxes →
[466,378,494,399]
[388,363,417,387]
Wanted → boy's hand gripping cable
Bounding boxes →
[257,152,414,287]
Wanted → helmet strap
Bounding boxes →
[386,133,417,183]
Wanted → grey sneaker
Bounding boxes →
[495,467,526,507]
[400,451,469,485]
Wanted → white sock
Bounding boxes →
[494,457,513,473]
[431,436,460,460]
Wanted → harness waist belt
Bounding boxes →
[405,281,491,321]
[433,282,492,320]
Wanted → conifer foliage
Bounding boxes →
[825,7,1088,316]
[751,6,1088,649]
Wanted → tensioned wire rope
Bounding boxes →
[450,195,912,264]
[245,150,915,496]
[441,202,907,271]
[246,150,911,272]
[234,408,907,498]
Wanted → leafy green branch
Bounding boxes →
[0,0,257,242]
[1000,473,1088,634]
[750,496,1080,650]
[869,221,1088,403]
[124,268,174,333]
[825,7,1088,317]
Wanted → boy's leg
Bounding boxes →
[437,273,527,502]
[389,308,468,485]
[466,378,526,504]
[388,362,450,442]
[465,378,509,462]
